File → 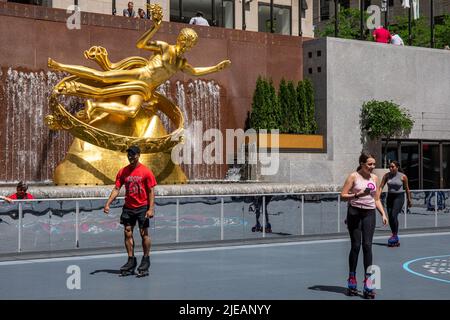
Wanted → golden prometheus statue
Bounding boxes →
[46,4,231,185]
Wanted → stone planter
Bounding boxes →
[257,133,324,152]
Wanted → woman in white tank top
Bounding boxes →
[340,151,388,299]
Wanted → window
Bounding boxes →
[340,0,350,9]
[170,0,234,27]
[258,4,291,35]
[422,142,440,189]
[7,0,46,4]
[300,0,308,18]
[443,144,450,188]
[383,139,450,190]
[384,141,400,166]
[216,0,234,28]
[181,0,212,24]
[170,0,183,23]
[320,0,330,21]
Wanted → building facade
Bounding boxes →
[297,37,450,190]
[7,0,315,37]
[314,0,450,33]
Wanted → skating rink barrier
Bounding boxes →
[0,190,449,254]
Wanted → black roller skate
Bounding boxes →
[264,222,272,233]
[119,256,137,276]
[252,222,262,232]
[388,234,400,247]
[347,272,358,296]
[363,275,376,299]
[136,256,150,278]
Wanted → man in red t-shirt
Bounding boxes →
[104,146,157,277]
[7,181,34,201]
[373,25,392,44]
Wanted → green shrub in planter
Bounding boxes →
[360,100,414,167]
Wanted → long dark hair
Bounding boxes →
[356,151,375,171]
[390,160,404,173]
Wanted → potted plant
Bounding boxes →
[249,77,323,151]
[360,100,414,187]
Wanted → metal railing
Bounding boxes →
[0,189,449,254]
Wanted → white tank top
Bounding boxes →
[349,172,376,209]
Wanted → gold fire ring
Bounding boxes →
[46,86,184,154]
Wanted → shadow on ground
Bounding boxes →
[372,242,389,247]
[308,285,365,299]
[90,269,121,275]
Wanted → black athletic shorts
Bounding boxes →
[120,205,149,229]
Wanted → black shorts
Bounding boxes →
[120,205,149,229]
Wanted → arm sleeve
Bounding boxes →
[146,171,157,189]
[115,169,123,189]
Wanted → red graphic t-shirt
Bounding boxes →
[373,27,392,43]
[115,163,157,209]
[8,193,34,200]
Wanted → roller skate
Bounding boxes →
[136,256,150,278]
[252,222,262,232]
[388,234,400,247]
[264,222,272,233]
[347,272,358,296]
[119,256,137,276]
[363,274,376,299]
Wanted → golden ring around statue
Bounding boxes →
[45,78,184,154]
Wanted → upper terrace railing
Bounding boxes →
[0,190,449,254]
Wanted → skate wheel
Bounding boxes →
[136,272,149,278]
[119,270,135,277]
[347,289,358,296]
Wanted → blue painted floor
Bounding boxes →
[0,232,449,300]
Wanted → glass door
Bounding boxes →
[443,144,450,188]
[400,141,419,190]
[422,142,440,189]
[216,0,234,28]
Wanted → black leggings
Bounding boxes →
[386,193,405,234]
[347,206,376,274]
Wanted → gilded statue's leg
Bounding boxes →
[59,80,152,100]
[85,94,144,120]
[55,80,81,95]
[48,58,141,83]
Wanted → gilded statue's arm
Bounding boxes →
[182,60,231,76]
[136,4,163,51]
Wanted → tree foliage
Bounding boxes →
[249,77,317,134]
[434,15,450,49]
[317,8,371,40]
[317,7,450,49]
[279,79,301,133]
[249,77,281,131]
[390,16,431,47]
[360,100,414,167]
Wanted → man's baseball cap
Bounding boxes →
[126,146,141,155]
